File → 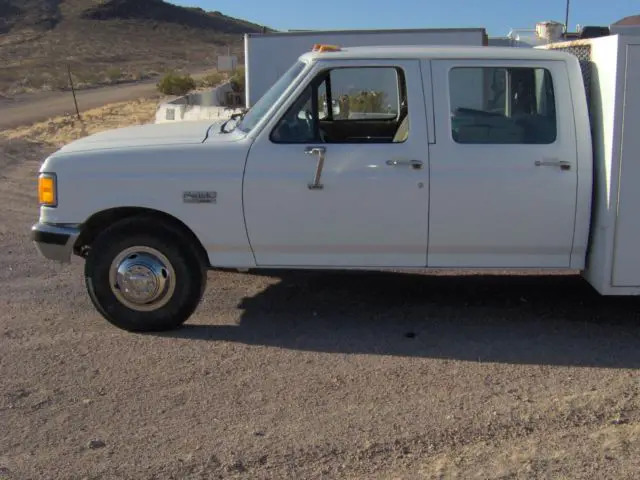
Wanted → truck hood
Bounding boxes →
[56,119,237,154]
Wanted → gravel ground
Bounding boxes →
[1,138,639,479]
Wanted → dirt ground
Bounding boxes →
[0,102,639,479]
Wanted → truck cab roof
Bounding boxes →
[300,44,577,62]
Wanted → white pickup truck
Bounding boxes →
[31,35,640,332]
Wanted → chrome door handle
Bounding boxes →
[535,159,572,171]
[386,159,423,170]
[305,146,326,190]
[305,146,326,156]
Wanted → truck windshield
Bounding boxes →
[235,60,308,134]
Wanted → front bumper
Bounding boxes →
[31,222,81,263]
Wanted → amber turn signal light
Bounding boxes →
[38,173,57,207]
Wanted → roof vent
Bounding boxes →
[535,21,565,42]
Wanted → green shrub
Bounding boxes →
[229,67,245,93]
[199,71,225,88]
[349,90,386,113]
[105,67,123,83]
[72,70,102,87]
[156,71,196,95]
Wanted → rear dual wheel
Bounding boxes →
[84,218,207,332]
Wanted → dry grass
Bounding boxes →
[0,97,158,149]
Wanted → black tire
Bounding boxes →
[84,216,207,332]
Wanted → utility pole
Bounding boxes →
[565,0,571,33]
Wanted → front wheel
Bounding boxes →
[84,219,207,332]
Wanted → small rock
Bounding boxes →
[82,399,93,405]
[611,417,629,425]
[253,431,265,437]
[227,460,246,473]
[88,439,106,449]
[404,332,416,339]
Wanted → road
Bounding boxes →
[0,81,160,130]
[0,68,214,130]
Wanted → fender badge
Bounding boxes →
[183,191,217,204]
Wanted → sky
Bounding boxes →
[169,0,637,36]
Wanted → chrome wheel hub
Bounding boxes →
[109,246,176,312]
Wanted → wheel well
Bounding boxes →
[74,207,209,267]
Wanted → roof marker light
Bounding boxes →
[312,44,342,52]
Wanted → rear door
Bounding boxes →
[427,59,578,268]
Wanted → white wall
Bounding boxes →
[155,81,241,124]
[245,29,485,107]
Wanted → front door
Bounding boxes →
[427,59,579,268]
[243,59,430,267]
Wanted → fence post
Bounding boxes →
[67,64,81,120]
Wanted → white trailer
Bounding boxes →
[243,27,487,107]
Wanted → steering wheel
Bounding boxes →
[304,108,328,142]
[296,108,314,139]
[301,108,314,134]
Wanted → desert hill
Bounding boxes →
[0,0,271,96]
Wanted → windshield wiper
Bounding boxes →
[220,110,247,133]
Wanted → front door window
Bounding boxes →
[271,66,409,144]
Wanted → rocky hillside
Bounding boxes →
[81,0,266,33]
[0,0,271,96]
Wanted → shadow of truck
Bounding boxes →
[155,271,640,370]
